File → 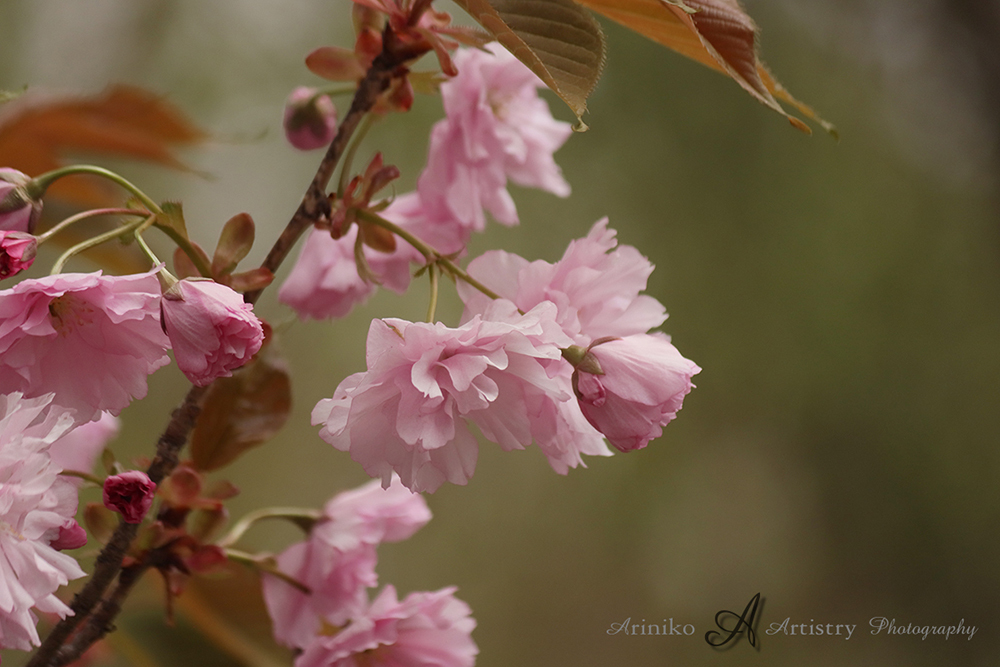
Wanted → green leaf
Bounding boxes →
[451,0,607,125]
[190,344,292,472]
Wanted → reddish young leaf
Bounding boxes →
[189,342,292,473]
[451,0,607,125]
[0,85,206,207]
[572,0,834,134]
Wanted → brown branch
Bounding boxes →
[28,29,413,667]
[244,45,401,306]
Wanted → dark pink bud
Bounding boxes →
[0,230,37,279]
[103,471,157,524]
[0,168,43,233]
[283,87,338,151]
[50,520,88,551]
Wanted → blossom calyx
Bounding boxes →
[0,168,43,233]
[103,470,157,524]
[160,278,265,387]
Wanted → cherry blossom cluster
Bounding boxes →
[279,44,573,320]
[0,5,701,662]
[285,43,699,493]
[262,477,476,667]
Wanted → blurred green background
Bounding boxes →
[2,1,998,666]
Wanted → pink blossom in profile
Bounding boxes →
[312,301,572,492]
[160,278,264,386]
[0,168,42,233]
[283,87,338,151]
[572,333,700,452]
[48,412,120,476]
[279,226,420,320]
[262,476,431,649]
[102,471,156,524]
[0,270,171,423]
[0,393,86,651]
[0,231,37,279]
[296,585,477,667]
[459,218,667,345]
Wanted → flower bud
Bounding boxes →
[283,87,338,151]
[572,333,700,453]
[0,168,43,233]
[0,230,37,279]
[160,278,265,386]
[103,471,157,524]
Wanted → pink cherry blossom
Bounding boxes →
[48,412,120,476]
[312,301,572,492]
[263,476,431,648]
[376,43,572,255]
[0,168,42,233]
[284,87,338,151]
[0,393,86,651]
[296,585,477,667]
[0,231,37,279]
[160,278,264,386]
[443,44,572,197]
[102,471,156,524]
[572,334,700,452]
[459,218,667,345]
[265,539,378,649]
[279,226,419,320]
[0,270,171,423]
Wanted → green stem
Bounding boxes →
[29,166,162,214]
[337,112,376,198]
[224,548,311,594]
[152,220,212,278]
[37,208,148,244]
[217,507,322,549]
[356,209,507,302]
[426,262,439,323]
[50,215,153,275]
[133,231,178,286]
[58,470,104,486]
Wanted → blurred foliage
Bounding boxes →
[2,1,998,666]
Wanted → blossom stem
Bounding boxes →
[49,215,154,275]
[28,165,162,215]
[133,229,179,286]
[58,469,104,486]
[426,262,439,322]
[216,507,323,549]
[356,209,507,302]
[37,208,149,244]
[224,548,311,594]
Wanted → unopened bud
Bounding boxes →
[0,168,43,233]
[0,230,37,279]
[103,470,157,524]
[283,87,338,151]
